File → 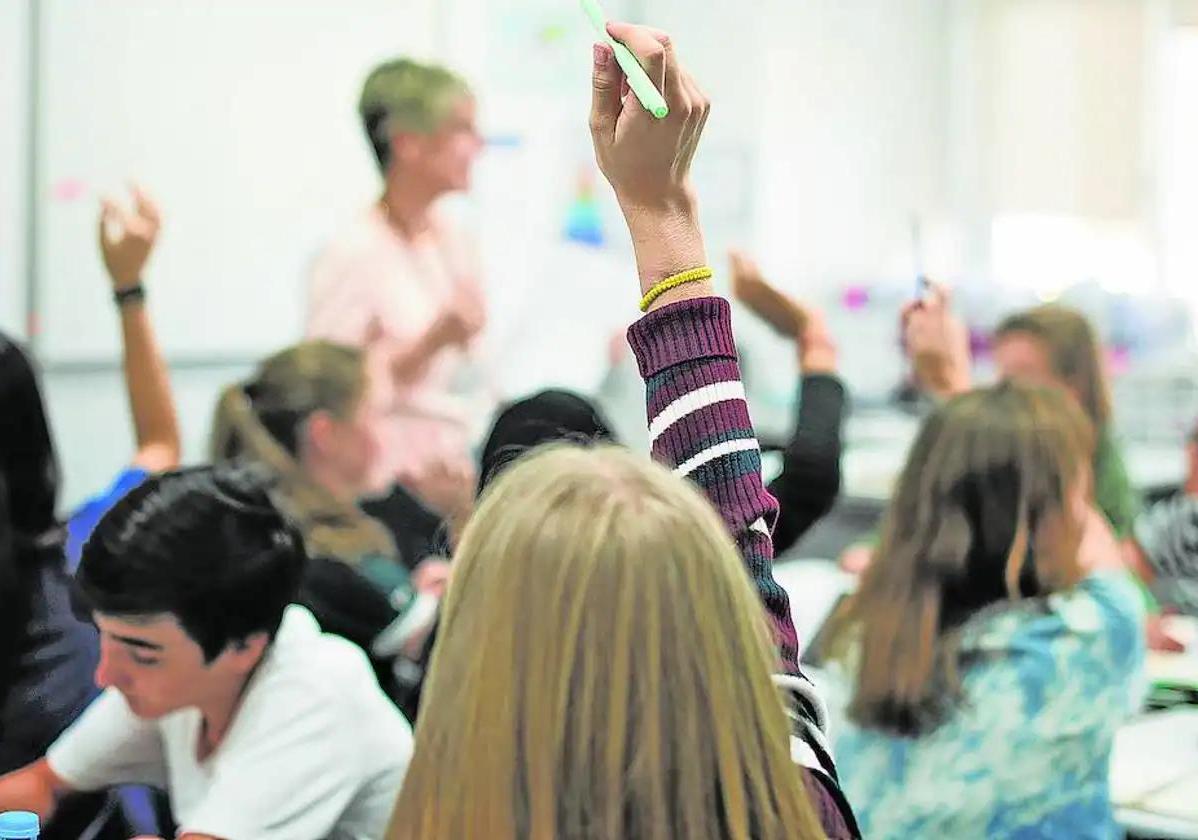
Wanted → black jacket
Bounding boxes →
[768,374,847,555]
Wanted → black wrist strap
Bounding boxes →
[114,285,146,307]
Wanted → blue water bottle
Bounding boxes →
[0,811,39,839]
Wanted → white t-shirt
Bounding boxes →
[47,606,413,840]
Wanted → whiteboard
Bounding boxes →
[35,0,439,363]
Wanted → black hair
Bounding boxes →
[0,333,60,541]
[477,389,618,495]
[0,333,66,722]
[76,463,307,662]
[937,460,1043,631]
[0,475,22,709]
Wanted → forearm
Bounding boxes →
[629,297,800,673]
[622,197,713,307]
[769,374,846,554]
[0,760,65,822]
[914,352,971,400]
[119,301,180,471]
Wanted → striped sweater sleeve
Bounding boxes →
[627,296,801,674]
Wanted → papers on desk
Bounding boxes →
[1111,709,1198,822]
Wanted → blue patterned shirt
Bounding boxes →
[835,573,1145,839]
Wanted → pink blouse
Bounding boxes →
[306,205,487,485]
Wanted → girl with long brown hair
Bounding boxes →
[832,383,1144,838]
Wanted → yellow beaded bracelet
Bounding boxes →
[638,266,714,312]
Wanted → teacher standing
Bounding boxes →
[307,58,488,489]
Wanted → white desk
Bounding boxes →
[773,559,855,650]
[1117,808,1198,840]
[1111,710,1198,838]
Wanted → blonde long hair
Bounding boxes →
[210,341,395,564]
[388,444,824,840]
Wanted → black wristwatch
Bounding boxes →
[113,284,146,307]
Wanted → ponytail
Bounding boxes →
[211,381,397,566]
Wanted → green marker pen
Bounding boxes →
[579,0,669,120]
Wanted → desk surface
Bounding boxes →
[1117,808,1198,840]
[1111,710,1198,837]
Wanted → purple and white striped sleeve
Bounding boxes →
[627,296,801,674]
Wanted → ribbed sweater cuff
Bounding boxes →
[627,297,736,379]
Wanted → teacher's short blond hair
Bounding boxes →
[359,58,471,170]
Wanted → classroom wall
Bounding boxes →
[985,0,1149,219]
[32,0,447,365]
[1175,0,1198,24]
[12,0,1197,509]
[28,0,445,507]
[754,0,950,288]
[42,364,253,511]
[748,0,952,403]
[1160,25,1198,308]
[0,0,29,338]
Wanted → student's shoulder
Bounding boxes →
[1042,572,1145,672]
[1069,571,1146,625]
[230,640,410,770]
[249,609,401,721]
[270,617,379,691]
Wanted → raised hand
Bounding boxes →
[730,249,805,337]
[588,23,709,213]
[902,283,971,399]
[730,249,837,374]
[99,184,161,290]
[589,23,712,302]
